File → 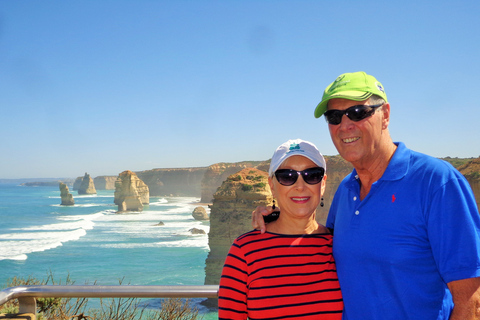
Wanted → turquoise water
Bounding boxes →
[0,184,218,319]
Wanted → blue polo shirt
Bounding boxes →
[327,142,480,320]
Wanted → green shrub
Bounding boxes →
[241,184,253,192]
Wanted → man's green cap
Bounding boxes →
[314,71,388,118]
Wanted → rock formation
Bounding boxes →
[189,228,206,234]
[77,173,97,195]
[93,176,117,190]
[136,167,207,197]
[72,177,83,190]
[200,161,268,203]
[192,206,209,220]
[114,170,149,212]
[203,168,272,307]
[59,182,74,206]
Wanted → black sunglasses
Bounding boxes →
[274,167,325,186]
[324,103,384,125]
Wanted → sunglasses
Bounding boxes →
[274,167,325,186]
[324,103,384,125]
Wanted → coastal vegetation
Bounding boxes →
[0,273,202,320]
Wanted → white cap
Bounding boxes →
[268,139,326,176]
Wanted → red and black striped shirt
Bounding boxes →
[218,230,343,319]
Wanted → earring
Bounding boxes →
[272,199,276,210]
[320,197,324,207]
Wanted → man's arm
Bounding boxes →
[448,277,480,319]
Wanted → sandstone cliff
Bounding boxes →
[59,182,74,206]
[200,161,268,203]
[136,168,207,197]
[203,168,272,307]
[77,173,97,195]
[93,176,117,190]
[114,170,149,212]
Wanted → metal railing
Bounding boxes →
[0,285,219,315]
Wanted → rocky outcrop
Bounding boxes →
[458,157,480,209]
[200,161,268,203]
[114,170,149,212]
[192,206,209,220]
[94,176,117,190]
[190,228,206,234]
[59,182,74,206]
[77,173,97,195]
[203,168,272,307]
[136,168,207,197]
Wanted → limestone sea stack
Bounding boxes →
[77,173,97,195]
[59,182,74,206]
[203,168,272,307]
[114,170,149,212]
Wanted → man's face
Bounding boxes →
[326,98,387,167]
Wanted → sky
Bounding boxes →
[1,0,479,179]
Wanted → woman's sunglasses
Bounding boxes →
[324,103,384,125]
[274,167,325,186]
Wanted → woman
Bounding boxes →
[218,139,343,319]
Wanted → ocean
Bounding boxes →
[0,183,218,319]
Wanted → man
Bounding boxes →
[254,71,480,319]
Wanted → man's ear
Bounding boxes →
[381,103,391,130]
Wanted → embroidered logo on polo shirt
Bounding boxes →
[392,194,396,203]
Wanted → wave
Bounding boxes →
[0,228,87,261]
[0,197,208,262]
[0,211,107,261]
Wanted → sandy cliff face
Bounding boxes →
[114,170,149,212]
[203,168,272,296]
[94,176,117,190]
[136,168,207,197]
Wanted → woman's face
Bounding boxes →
[268,155,326,219]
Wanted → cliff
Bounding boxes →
[136,167,207,197]
[457,157,480,208]
[114,170,149,212]
[93,176,117,190]
[203,168,272,307]
[77,173,97,195]
[200,161,269,203]
[59,182,74,206]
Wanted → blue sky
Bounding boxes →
[1,0,479,179]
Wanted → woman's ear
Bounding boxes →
[268,176,276,198]
[320,174,327,196]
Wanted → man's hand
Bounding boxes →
[252,205,277,234]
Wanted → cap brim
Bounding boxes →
[314,91,373,118]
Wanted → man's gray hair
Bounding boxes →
[368,94,386,105]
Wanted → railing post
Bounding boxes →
[18,297,36,315]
